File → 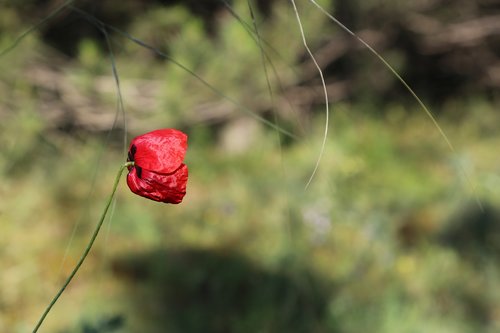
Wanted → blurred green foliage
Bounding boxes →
[0,1,499,332]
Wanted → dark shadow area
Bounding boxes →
[439,201,500,262]
[81,314,125,333]
[12,0,254,57]
[110,248,337,333]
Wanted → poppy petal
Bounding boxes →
[126,164,188,204]
[130,129,187,174]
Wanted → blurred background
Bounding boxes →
[0,0,499,332]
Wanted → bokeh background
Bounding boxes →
[1,0,499,332]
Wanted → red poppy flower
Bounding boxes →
[126,129,188,204]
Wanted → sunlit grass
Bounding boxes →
[1,100,498,332]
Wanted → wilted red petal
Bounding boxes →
[130,129,187,174]
[126,164,188,204]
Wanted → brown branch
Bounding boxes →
[408,14,500,53]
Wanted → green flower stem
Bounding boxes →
[33,161,134,333]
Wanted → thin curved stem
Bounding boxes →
[290,0,330,190]
[33,162,134,333]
